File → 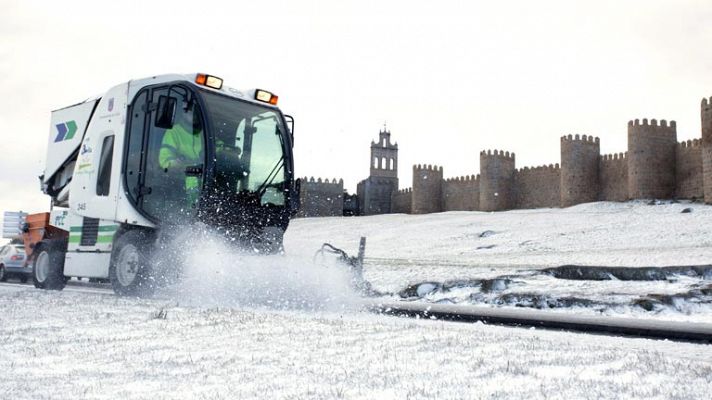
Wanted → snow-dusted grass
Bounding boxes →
[287,202,707,271]
[2,287,712,400]
[285,201,712,322]
[286,200,712,271]
[3,201,712,399]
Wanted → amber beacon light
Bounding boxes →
[195,73,223,90]
[255,89,279,105]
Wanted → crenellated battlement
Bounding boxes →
[480,149,515,160]
[444,174,479,183]
[413,164,444,173]
[560,134,600,144]
[627,118,676,129]
[516,163,560,174]
[677,139,701,149]
[600,152,628,162]
[302,176,344,186]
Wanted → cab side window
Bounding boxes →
[96,135,114,196]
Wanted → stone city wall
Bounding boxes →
[303,94,712,217]
[514,164,561,209]
[442,175,480,211]
[391,188,413,214]
[676,139,703,200]
[297,177,344,217]
[702,97,712,203]
[599,152,628,202]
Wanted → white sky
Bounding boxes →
[1,0,711,217]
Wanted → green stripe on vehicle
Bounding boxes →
[69,236,113,245]
[69,225,118,233]
[97,236,114,244]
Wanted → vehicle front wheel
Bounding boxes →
[33,244,66,290]
[109,230,155,297]
[0,265,5,282]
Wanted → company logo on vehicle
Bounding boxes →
[54,121,78,142]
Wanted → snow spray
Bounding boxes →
[154,226,361,312]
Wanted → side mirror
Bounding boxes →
[289,178,301,217]
[284,115,295,146]
[155,95,177,129]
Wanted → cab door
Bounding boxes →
[124,85,206,224]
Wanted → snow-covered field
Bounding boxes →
[289,201,712,323]
[2,201,712,399]
[2,286,712,400]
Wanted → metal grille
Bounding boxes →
[80,217,99,246]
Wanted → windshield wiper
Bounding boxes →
[256,156,284,198]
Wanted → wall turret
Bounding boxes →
[479,150,515,211]
[627,118,677,199]
[411,164,444,214]
[701,97,712,203]
[560,134,600,207]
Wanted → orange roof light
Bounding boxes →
[255,89,278,105]
[195,73,223,90]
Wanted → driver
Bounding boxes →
[214,125,247,191]
[159,108,203,205]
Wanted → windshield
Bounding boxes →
[201,91,287,206]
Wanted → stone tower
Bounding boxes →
[357,128,399,215]
[627,118,677,199]
[560,134,600,207]
[479,150,515,211]
[412,164,443,214]
[370,128,398,179]
[701,97,712,203]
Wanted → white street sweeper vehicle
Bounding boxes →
[29,73,297,296]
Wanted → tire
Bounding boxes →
[32,243,67,290]
[0,265,5,282]
[109,230,156,297]
[19,276,28,284]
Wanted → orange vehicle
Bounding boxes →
[21,213,68,267]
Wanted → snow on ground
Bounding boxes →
[2,286,712,400]
[2,200,712,399]
[286,200,712,276]
[286,201,712,322]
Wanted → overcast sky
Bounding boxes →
[1,0,711,220]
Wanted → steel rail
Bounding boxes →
[370,301,712,344]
